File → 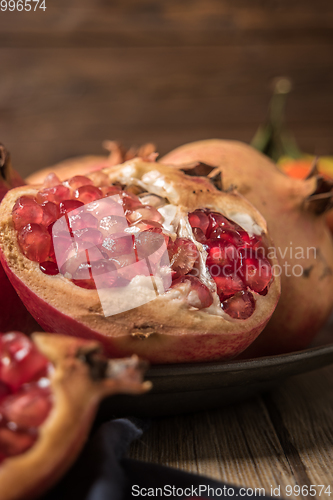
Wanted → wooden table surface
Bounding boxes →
[129,363,333,499]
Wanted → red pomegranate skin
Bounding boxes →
[0,147,40,334]
[0,255,268,363]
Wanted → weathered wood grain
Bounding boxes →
[129,365,333,499]
[0,0,332,176]
[0,0,333,47]
[1,44,332,176]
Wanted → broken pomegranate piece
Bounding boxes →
[0,331,150,499]
[0,331,51,462]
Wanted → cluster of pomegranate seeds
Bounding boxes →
[0,332,52,463]
[12,172,272,318]
[188,209,273,319]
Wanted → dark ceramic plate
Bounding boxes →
[98,316,333,418]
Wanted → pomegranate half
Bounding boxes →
[0,160,280,363]
[161,139,333,356]
[0,330,150,500]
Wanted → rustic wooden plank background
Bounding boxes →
[0,0,333,177]
[129,364,333,499]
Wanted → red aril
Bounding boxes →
[120,192,142,211]
[12,197,44,230]
[90,259,119,289]
[36,185,71,205]
[39,261,59,276]
[126,205,163,224]
[221,291,255,319]
[0,384,52,429]
[70,212,98,231]
[192,227,206,244]
[110,253,137,269]
[102,234,135,258]
[240,256,272,293]
[67,175,93,190]
[73,228,103,250]
[209,227,244,247]
[207,211,234,236]
[102,185,122,197]
[132,219,164,232]
[171,275,213,309]
[59,200,84,215]
[51,231,74,269]
[213,274,246,301]
[188,210,210,236]
[168,238,198,277]
[17,224,51,263]
[41,201,60,227]
[135,230,167,259]
[99,214,128,233]
[0,427,36,457]
[42,173,61,189]
[75,185,103,204]
[0,382,10,403]
[0,332,49,391]
[206,240,238,268]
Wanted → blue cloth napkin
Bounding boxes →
[42,418,273,500]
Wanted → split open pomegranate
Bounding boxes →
[0,160,280,363]
[0,330,150,500]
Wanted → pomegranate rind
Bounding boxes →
[0,160,281,363]
[161,140,333,355]
[0,146,40,334]
[26,156,108,185]
[0,333,150,500]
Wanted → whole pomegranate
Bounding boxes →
[0,145,40,334]
[161,140,333,356]
[0,330,150,500]
[26,141,156,185]
[278,156,333,234]
[0,160,280,363]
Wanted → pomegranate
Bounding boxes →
[0,160,280,363]
[277,157,333,234]
[0,145,40,334]
[26,141,157,185]
[161,139,333,356]
[0,330,150,500]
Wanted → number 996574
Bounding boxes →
[1,0,46,11]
